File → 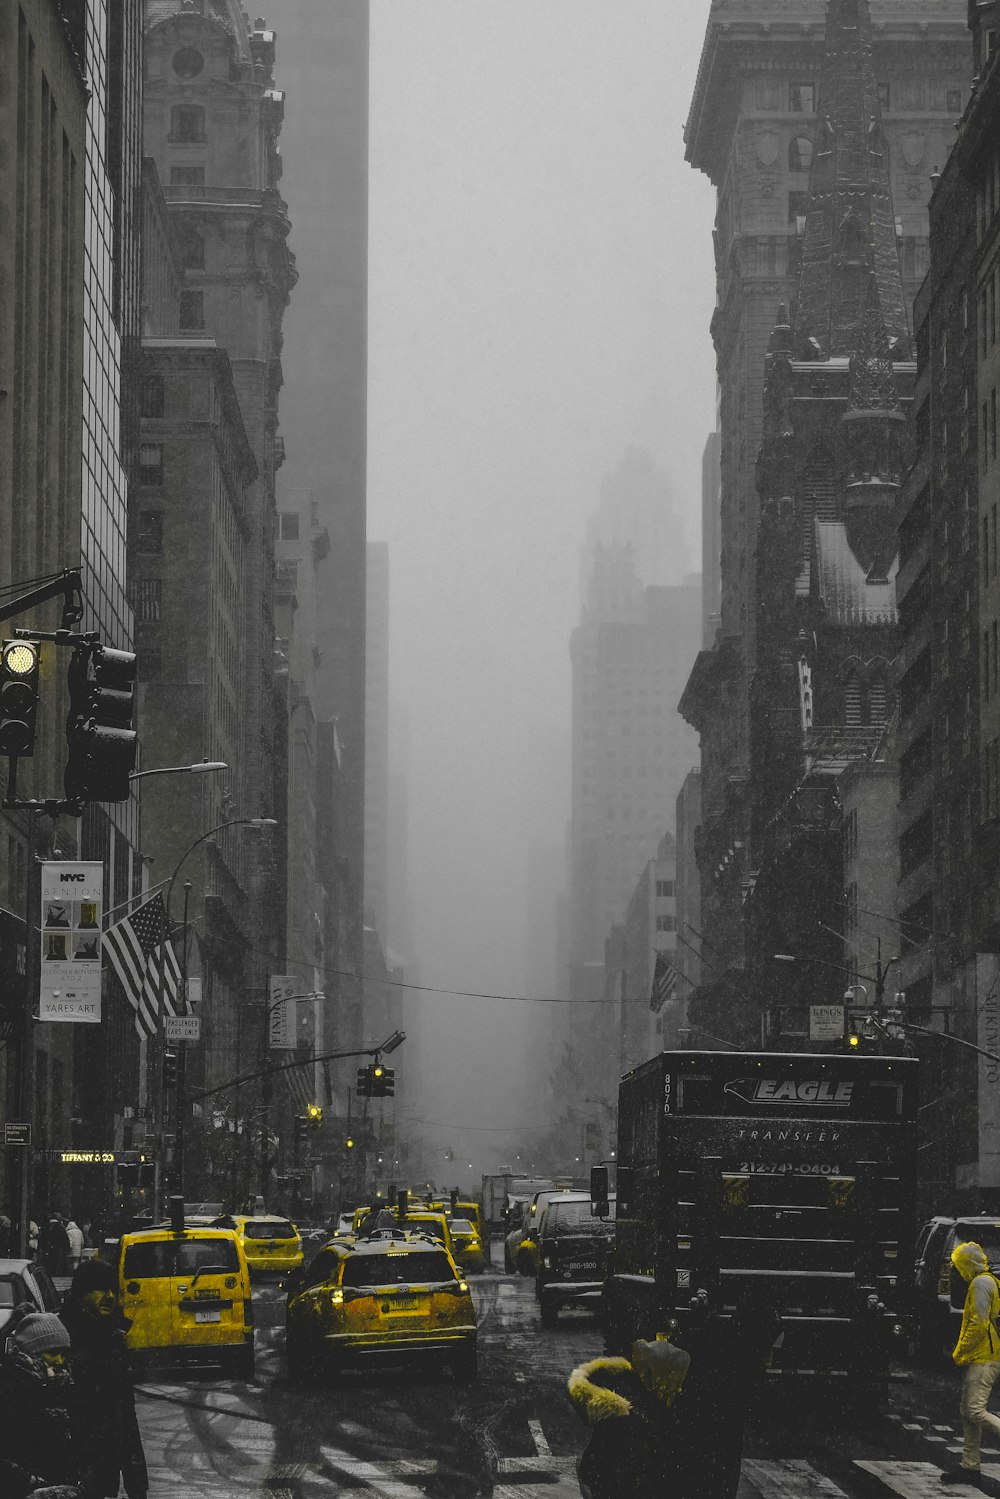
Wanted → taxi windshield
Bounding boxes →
[341,1251,456,1288]
[123,1238,240,1277]
[0,1278,16,1306]
[244,1220,296,1240]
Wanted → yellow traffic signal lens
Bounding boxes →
[849,1033,860,1047]
[374,1065,383,1078]
[4,642,37,676]
[346,1137,354,1148]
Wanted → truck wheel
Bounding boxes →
[539,1291,559,1328]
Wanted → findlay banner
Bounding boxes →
[978,952,1000,1189]
[39,862,103,1023]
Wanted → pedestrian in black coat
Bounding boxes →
[0,1306,79,1497]
[60,1259,148,1499]
[568,1338,694,1499]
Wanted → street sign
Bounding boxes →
[809,1004,845,1042]
[268,974,297,1049]
[165,1014,201,1042]
[4,1122,30,1145]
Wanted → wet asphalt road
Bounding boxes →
[132,1246,998,1499]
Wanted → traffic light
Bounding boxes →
[293,1115,309,1146]
[307,1103,323,1128]
[345,1135,355,1150]
[356,1067,372,1098]
[368,1063,394,1098]
[64,642,138,803]
[0,640,40,757]
[162,1051,178,1089]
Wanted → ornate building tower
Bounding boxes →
[743,0,914,1036]
[680,0,970,994]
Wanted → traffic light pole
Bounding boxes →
[13,807,40,1256]
[259,970,272,1205]
[171,882,191,1200]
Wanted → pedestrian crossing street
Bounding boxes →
[135,1381,997,1499]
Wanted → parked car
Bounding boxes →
[118,1224,255,1378]
[0,1258,61,1337]
[535,1192,616,1327]
[284,1231,477,1381]
[913,1214,1000,1358]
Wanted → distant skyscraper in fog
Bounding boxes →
[568,550,701,981]
[701,429,721,648]
[583,447,691,599]
[365,542,390,938]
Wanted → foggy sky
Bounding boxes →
[366,2,717,1177]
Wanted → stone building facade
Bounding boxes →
[682,0,970,983]
[895,0,1000,1209]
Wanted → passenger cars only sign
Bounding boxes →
[39,862,103,1022]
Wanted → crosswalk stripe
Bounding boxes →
[742,1457,849,1496]
[855,1461,983,1496]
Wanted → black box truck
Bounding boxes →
[602,1050,918,1390]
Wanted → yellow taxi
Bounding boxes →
[432,1198,487,1246]
[232,1215,304,1274]
[446,1216,487,1275]
[118,1225,255,1378]
[352,1206,457,1261]
[285,1230,477,1380]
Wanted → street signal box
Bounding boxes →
[293,1115,309,1146]
[64,642,138,803]
[162,1051,178,1089]
[0,640,40,757]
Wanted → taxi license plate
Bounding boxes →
[385,1296,419,1311]
[567,1262,597,1272]
[194,1310,221,1323]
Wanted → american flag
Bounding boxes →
[102,892,181,1040]
[650,952,680,1012]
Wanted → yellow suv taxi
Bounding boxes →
[232,1215,303,1274]
[118,1225,255,1379]
[285,1231,477,1380]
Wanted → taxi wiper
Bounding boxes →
[188,1264,227,1287]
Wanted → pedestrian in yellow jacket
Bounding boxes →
[941,1240,1000,1486]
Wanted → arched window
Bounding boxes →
[868,676,889,726]
[789,136,813,172]
[844,676,863,727]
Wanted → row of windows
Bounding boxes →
[655,879,675,898]
[984,621,1000,703]
[979,265,1000,356]
[984,740,1000,822]
[982,389,998,474]
[656,915,675,933]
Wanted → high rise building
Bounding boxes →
[701,429,722,649]
[894,0,1000,1209]
[141,4,295,1151]
[259,0,370,1069]
[682,0,969,977]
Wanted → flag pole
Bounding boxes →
[152,902,168,1221]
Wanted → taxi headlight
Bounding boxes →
[459,1281,469,1293]
[330,1288,344,1305]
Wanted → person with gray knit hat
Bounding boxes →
[0,1304,79,1496]
[61,1258,147,1499]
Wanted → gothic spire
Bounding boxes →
[795,0,909,361]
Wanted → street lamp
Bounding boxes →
[129,760,227,783]
[155,815,277,1215]
[773,947,901,1012]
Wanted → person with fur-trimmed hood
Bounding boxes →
[568,1338,693,1499]
[0,1306,79,1497]
[60,1259,147,1499]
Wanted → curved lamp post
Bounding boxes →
[155,815,277,1215]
